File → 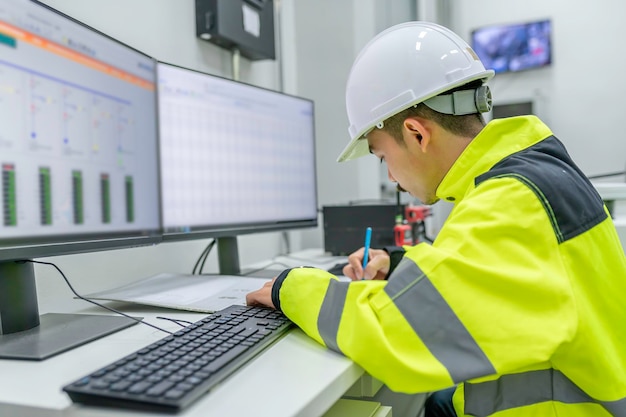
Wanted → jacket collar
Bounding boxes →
[436,115,553,203]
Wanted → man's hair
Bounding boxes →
[380,81,487,143]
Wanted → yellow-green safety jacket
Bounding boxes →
[271,116,626,416]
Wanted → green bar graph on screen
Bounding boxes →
[125,175,134,223]
[72,170,84,224]
[2,163,17,226]
[101,173,111,223]
[39,167,52,225]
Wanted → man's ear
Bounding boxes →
[403,117,430,151]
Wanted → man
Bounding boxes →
[247,21,626,417]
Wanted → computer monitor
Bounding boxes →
[156,62,318,274]
[0,0,161,359]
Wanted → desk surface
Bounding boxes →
[0,250,363,417]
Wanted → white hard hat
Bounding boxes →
[338,21,495,162]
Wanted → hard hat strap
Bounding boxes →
[423,85,492,115]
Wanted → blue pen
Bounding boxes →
[361,227,372,280]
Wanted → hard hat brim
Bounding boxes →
[337,135,370,162]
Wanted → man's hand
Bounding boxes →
[342,247,390,281]
[246,277,277,309]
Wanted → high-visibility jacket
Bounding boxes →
[272,115,626,416]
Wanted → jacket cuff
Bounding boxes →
[271,268,293,312]
[383,246,406,279]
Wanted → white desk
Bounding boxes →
[0,250,365,417]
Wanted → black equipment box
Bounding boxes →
[323,204,401,256]
[195,0,275,60]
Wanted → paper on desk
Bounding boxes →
[84,273,270,313]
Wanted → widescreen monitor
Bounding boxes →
[471,19,552,74]
[156,62,318,274]
[0,0,161,359]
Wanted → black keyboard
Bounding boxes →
[63,305,292,413]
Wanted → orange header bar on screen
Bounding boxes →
[0,21,154,91]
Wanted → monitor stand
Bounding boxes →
[217,236,241,275]
[0,261,140,361]
[216,236,285,278]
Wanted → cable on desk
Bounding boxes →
[156,316,195,327]
[23,260,174,335]
[192,239,216,275]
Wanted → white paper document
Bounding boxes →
[84,273,271,313]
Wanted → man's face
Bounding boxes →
[366,128,439,205]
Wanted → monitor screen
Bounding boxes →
[156,62,318,273]
[0,0,160,359]
[471,19,552,74]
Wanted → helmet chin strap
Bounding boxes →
[423,85,493,115]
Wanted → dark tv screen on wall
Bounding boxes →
[471,19,552,74]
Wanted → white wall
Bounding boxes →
[449,0,626,179]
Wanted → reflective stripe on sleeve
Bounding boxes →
[317,280,350,354]
[385,259,496,383]
[465,369,626,417]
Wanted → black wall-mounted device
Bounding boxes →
[195,0,276,60]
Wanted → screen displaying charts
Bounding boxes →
[0,0,161,253]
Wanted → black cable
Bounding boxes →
[198,239,216,275]
[192,239,216,275]
[192,241,210,274]
[26,260,174,335]
[156,316,195,327]
[192,252,204,275]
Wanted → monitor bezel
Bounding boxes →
[155,61,319,244]
[0,0,163,261]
